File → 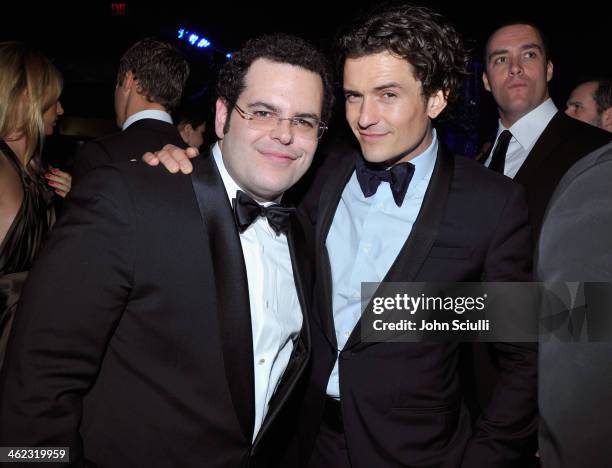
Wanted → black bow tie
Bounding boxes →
[232,190,294,236]
[355,157,416,207]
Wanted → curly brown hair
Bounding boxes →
[216,33,334,130]
[335,2,469,109]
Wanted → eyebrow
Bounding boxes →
[246,101,321,120]
[343,82,403,95]
[488,43,543,61]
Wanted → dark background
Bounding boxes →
[2,1,610,155]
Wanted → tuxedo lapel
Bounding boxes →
[190,154,255,442]
[344,146,454,351]
[514,111,561,184]
[252,214,312,449]
[315,153,357,349]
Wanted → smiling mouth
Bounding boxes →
[359,132,388,141]
[258,149,297,162]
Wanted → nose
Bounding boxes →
[357,96,379,129]
[56,101,64,116]
[509,56,523,76]
[269,118,294,145]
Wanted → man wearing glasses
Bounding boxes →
[0,34,332,468]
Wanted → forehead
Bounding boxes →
[571,82,598,99]
[487,24,544,53]
[240,58,323,113]
[343,52,419,89]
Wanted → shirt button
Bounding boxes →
[258,358,266,365]
[265,300,269,309]
[363,246,370,253]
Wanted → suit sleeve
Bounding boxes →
[462,184,539,467]
[0,165,135,466]
[72,141,112,183]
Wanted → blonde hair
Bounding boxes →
[0,41,63,162]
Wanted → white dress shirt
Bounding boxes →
[122,109,173,131]
[325,130,439,399]
[212,143,302,439]
[485,98,558,178]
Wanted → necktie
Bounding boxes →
[232,190,294,236]
[355,157,415,207]
[488,130,513,174]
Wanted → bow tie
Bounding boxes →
[355,157,415,207]
[232,190,294,236]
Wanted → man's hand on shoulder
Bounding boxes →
[142,144,199,174]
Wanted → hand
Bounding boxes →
[45,166,72,198]
[142,145,199,174]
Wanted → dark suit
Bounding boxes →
[297,145,537,467]
[536,142,612,468]
[485,112,611,237]
[0,155,312,468]
[72,118,186,181]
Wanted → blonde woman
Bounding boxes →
[0,41,71,367]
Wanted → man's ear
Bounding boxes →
[601,107,612,133]
[215,98,230,139]
[427,89,448,119]
[483,71,492,92]
[546,60,554,83]
[178,123,193,143]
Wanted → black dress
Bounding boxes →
[0,139,55,369]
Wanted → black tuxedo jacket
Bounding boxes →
[0,155,313,468]
[297,145,537,467]
[489,112,611,237]
[72,118,186,182]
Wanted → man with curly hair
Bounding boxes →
[295,4,538,467]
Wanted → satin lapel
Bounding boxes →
[252,214,312,450]
[344,147,455,351]
[514,112,561,185]
[190,154,255,442]
[315,154,357,349]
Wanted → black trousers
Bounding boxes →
[308,397,351,468]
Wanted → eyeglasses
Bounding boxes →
[233,103,327,140]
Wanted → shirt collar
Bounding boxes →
[409,128,438,185]
[496,98,557,151]
[122,109,173,131]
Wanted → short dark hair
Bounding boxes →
[593,79,612,115]
[216,33,334,128]
[117,38,189,112]
[335,2,469,109]
[484,20,551,64]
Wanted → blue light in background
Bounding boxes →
[197,38,211,48]
[225,53,232,59]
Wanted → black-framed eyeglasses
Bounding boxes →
[233,103,328,140]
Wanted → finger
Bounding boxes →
[45,174,70,186]
[186,147,200,158]
[178,158,194,174]
[142,152,160,165]
[157,152,180,173]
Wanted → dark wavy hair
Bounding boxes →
[335,2,469,109]
[216,33,334,130]
[117,38,189,112]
